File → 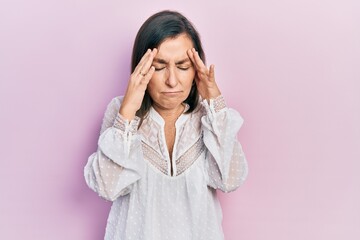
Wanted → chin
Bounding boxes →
[155,97,185,110]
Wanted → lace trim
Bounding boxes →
[142,143,168,175]
[141,136,205,176]
[175,137,205,175]
[113,112,140,134]
[213,95,226,112]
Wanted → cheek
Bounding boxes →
[149,71,164,85]
[151,71,163,80]
[181,70,195,86]
[146,79,160,97]
[150,71,166,85]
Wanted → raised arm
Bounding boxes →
[201,96,248,192]
[84,49,158,201]
[187,48,248,192]
[84,97,144,201]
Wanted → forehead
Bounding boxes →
[156,34,194,61]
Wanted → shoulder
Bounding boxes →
[190,100,207,118]
[105,96,124,111]
[185,101,206,127]
[102,96,125,119]
[109,96,124,106]
[99,96,124,134]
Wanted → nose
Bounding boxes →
[165,67,178,87]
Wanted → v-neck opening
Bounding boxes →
[148,104,190,176]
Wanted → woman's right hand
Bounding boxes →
[119,48,158,120]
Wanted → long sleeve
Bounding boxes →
[201,95,248,193]
[84,97,145,201]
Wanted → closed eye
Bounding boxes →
[154,66,165,71]
[177,66,191,71]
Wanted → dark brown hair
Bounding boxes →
[131,10,206,119]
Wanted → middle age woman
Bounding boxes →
[84,10,248,240]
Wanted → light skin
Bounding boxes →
[119,33,221,165]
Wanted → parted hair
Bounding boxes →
[131,10,206,119]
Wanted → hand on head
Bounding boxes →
[119,48,158,120]
[187,48,221,100]
[120,46,222,121]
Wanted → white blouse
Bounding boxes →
[84,96,248,240]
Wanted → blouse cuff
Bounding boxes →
[201,95,227,117]
[113,112,140,135]
[212,95,227,112]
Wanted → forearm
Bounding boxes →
[84,112,145,201]
[85,151,128,201]
[202,96,248,192]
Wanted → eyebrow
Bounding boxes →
[153,58,191,65]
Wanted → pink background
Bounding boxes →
[1,0,359,239]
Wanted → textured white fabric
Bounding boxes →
[84,96,248,240]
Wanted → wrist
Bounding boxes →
[119,106,136,121]
[203,88,221,102]
[113,112,140,134]
[212,95,226,112]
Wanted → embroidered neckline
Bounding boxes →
[142,136,205,176]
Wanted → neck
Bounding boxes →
[153,104,185,122]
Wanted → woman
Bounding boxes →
[84,10,248,240]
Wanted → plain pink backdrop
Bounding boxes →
[1,0,359,239]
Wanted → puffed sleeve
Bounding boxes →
[201,95,248,193]
[84,97,145,201]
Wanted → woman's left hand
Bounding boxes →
[187,48,221,100]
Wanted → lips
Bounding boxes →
[162,91,182,93]
[163,91,181,93]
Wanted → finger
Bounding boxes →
[187,48,201,72]
[139,48,158,76]
[187,48,195,65]
[187,48,206,79]
[133,51,150,77]
[141,66,155,85]
[209,64,215,81]
[138,66,155,92]
[187,49,201,80]
[192,48,207,73]
[188,48,200,70]
[133,49,152,75]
